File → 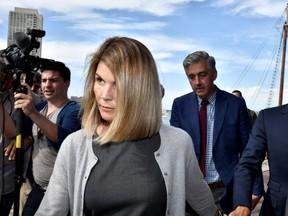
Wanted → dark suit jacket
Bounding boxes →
[170,86,264,213]
[234,104,288,216]
[285,196,288,215]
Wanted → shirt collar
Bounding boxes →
[197,89,217,106]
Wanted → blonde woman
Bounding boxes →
[36,37,218,216]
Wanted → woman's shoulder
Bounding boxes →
[159,124,193,148]
[68,128,85,136]
[61,129,90,150]
[158,124,195,164]
[160,123,191,137]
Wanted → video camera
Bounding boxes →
[0,28,55,93]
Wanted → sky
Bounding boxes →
[0,0,288,112]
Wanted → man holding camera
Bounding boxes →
[0,54,44,216]
[14,61,81,215]
[0,57,18,216]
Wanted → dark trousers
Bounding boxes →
[0,191,14,216]
[22,184,45,216]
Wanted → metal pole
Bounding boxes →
[278,5,288,106]
[13,108,24,216]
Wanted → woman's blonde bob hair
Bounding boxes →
[81,37,162,144]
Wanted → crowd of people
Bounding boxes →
[0,37,287,216]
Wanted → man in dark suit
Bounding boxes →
[230,105,288,216]
[170,51,263,214]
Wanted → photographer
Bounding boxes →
[14,61,81,215]
[0,56,17,216]
[0,56,41,216]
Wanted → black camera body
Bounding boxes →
[0,28,54,93]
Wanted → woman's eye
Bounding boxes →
[96,77,104,84]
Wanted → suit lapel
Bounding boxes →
[213,89,228,146]
[189,93,202,158]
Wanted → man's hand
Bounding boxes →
[4,140,16,160]
[251,194,262,210]
[14,83,36,116]
[4,137,33,160]
[229,206,250,216]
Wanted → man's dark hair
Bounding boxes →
[183,51,216,73]
[232,89,243,98]
[33,71,41,82]
[41,61,70,82]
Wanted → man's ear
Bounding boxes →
[213,70,217,81]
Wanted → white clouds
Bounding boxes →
[222,85,288,111]
[0,38,7,50]
[1,0,286,23]
[1,0,288,110]
[142,35,196,52]
[41,40,99,76]
[41,33,195,76]
[71,20,167,31]
[0,0,195,18]
[162,87,191,110]
[211,0,286,18]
